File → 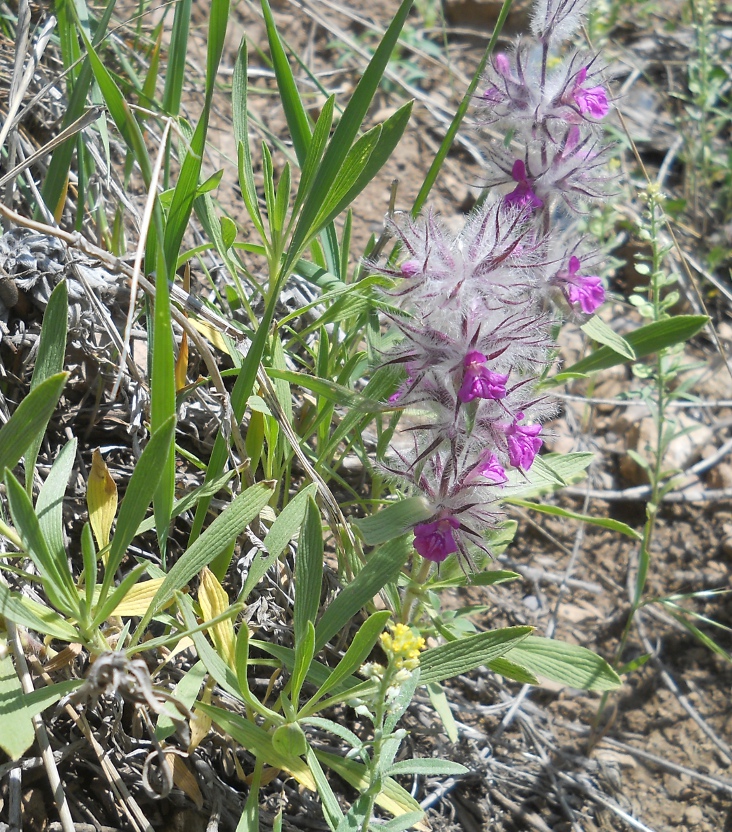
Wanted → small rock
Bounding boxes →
[684,805,703,827]
[664,774,684,799]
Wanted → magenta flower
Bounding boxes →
[413,516,461,562]
[571,68,609,119]
[458,351,509,403]
[555,255,605,313]
[504,413,543,470]
[465,451,508,486]
[504,160,543,211]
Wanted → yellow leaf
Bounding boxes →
[165,753,203,809]
[188,318,228,352]
[189,679,213,753]
[112,578,166,617]
[87,449,117,551]
[174,331,189,392]
[198,567,236,668]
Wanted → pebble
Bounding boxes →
[684,805,703,827]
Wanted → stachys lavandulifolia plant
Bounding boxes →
[369,0,614,570]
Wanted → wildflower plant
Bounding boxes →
[369,0,613,573]
[3,0,717,828]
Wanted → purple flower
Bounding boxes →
[413,516,461,562]
[458,351,509,402]
[571,68,609,119]
[503,412,543,470]
[494,53,511,77]
[504,160,543,211]
[465,451,508,486]
[400,259,422,278]
[554,255,605,313]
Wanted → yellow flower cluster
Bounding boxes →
[379,623,425,672]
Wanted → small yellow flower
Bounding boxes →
[380,623,425,672]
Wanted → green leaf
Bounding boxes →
[154,661,207,740]
[314,535,411,651]
[300,611,391,717]
[25,280,68,489]
[260,0,312,165]
[143,481,275,625]
[387,759,469,777]
[315,750,423,820]
[178,594,243,701]
[90,562,149,630]
[581,315,635,360]
[294,499,324,645]
[508,453,594,498]
[0,655,81,761]
[420,627,533,684]
[100,417,176,603]
[559,316,709,377]
[284,0,414,274]
[291,620,315,705]
[505,499,642,539]
[0,651,37,759]
[272,722,308,758]
[503,637,621,691]
[294,96,335,215]
[233,40,265,238]
[5,471,78,616]
[0,582,80,641]
[315,102,413,230]
[426,682,459,742]
[412,0,512,213]
[162,0,192,116]
[241,483,318,598]
[0,373,67,475]
[354,497,433,546]
[487,657,539,685]
[197,701,316,789]
[306,747,345,830]
[36,438,77,565]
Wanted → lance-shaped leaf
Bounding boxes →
[87,449,118,550]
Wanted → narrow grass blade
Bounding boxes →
[412,0,513,214]
[300,611,391,717]
[505,499,642,539]
[261,0,312,165]
[162,0,192,116]
[40,0,116,220]
[284,0,414,273]
[233,40,266,238]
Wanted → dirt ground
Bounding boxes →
[1,0,732,830]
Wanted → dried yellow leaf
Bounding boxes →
[164,753,203,809]
[87,449,117,550]
[198,567,236,668]
[112,578,166,617]
[174,331,189,392]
